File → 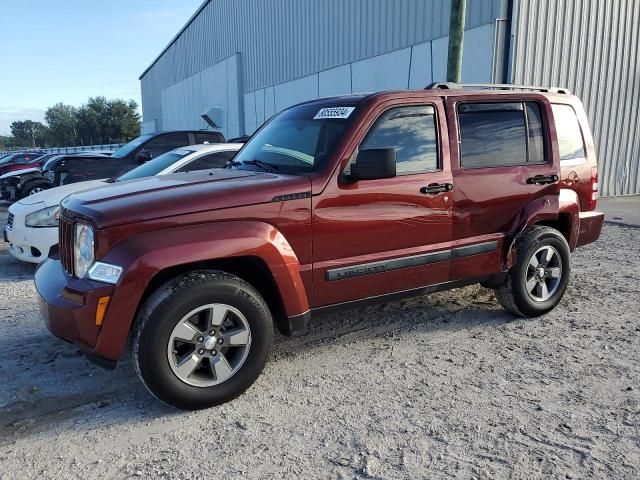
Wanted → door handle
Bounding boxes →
[526,174,559,185]
[420,183,453,194]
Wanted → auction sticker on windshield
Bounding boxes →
[314,106,355,120]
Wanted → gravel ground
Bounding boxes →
[0,201,638,479]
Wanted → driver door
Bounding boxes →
[312,100,453,307]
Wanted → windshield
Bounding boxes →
[28,154,48,163]
[111,134,154,158]
[42,155,64,170]
[233,103,355,174]
[117,148,193,181]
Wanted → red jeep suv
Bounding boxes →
[35,84,604,409]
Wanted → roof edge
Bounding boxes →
[139,0,211,80]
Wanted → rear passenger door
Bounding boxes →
[447,96,559,281]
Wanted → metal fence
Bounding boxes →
[0,143,123,157]
[41,144,123,154]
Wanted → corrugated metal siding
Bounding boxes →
[512,0,640,196]
[141,0,504,93]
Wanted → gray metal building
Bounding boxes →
[140,0,640,196]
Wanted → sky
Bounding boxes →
[0,0,204,135]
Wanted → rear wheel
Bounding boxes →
[132,270,273,410]
[495,226,571,317]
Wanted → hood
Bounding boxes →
[19,179,108,207]
[62,169,312,228]
[0,167,40,179]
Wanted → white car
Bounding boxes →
[4,143,242,263]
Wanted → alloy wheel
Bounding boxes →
[524,245,562,302]
[166,304,252,387]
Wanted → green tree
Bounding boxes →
[10,120,48,148]
[0,135,16,150]
[110,99,141,142]
[75,96,140,145]
[4,96,141,149]
[76,96,108,145]
[45,103,78,146]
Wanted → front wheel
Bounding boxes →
[132,271,273,410]
[18,180,51,199]
[495,226,571,317]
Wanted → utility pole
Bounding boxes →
[446,0,466,83]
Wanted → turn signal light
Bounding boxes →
[95,296,110,326]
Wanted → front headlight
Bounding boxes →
[25,205,60,227]
[74,223,94,278]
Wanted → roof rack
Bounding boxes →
[425,82,571,95]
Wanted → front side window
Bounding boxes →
[143,133,190,158]
[458,101,547,168]
[359,105,439,175]
[233,103,354,174]
[551,104,586,162]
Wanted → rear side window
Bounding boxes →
[360,105,438,175]
[551,104,586,162]
[458,101,546,168]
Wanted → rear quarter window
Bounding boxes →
[551,104,586,162]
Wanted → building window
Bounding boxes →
[458,101,547,168]
[360,105,439,175]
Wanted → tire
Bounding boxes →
[495,226,571,317]
[132,270,273,410]
[18,180,51,198]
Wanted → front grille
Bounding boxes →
[59,216,74,275]
[6,213,14,229]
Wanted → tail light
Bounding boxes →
[588,166,598,211]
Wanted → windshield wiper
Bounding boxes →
[241,159,279,172]
[225,160,242,169]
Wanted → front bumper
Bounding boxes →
[6,224,57,263]
[35,258,116,366]
[5,201,58,263]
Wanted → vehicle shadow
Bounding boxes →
[271,286,515,359]
[0,284,516,444]
[0,251,37,281]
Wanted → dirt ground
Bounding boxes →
[0,201,638,479]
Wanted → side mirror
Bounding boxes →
[136,150,152,163]
[349,148,396,181]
